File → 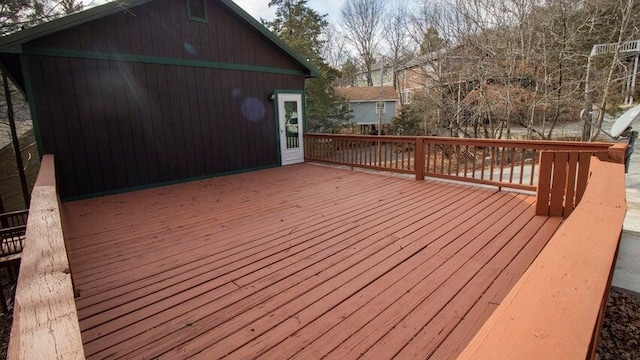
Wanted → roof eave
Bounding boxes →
[218,0,320,78]
[0,0,320,78]
[0,0,155,52]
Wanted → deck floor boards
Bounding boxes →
[64,163,562,359]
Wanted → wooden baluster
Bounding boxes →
[530,149,537,186]
[575,152,592,204]
[454,145,460,176]
[383,141,387,168]
[471,146,477,179]
[440,145,445,174]
[549,151,569,217]
[481,147,486,180]
[499,147,506,182]
[425,143,431,174]
[564,152,579,216]
[401,143,405,170]
[415,138,425,180]
[535,151,554,216]
[519,147,526,185]
[447,145,453,175]
[509,147,515,183]
[463,146,468,178]
[490,147,496,181]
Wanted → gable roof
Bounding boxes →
[0,0,319,77]
[335,86,398,102]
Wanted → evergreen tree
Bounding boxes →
[265,0,352,133]
[1,0,85,36]
[1,0,33,35]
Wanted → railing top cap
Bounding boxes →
[305,133,615,148]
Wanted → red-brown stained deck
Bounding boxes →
[63,163,562,360]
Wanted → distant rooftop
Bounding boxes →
[335,86,398,102]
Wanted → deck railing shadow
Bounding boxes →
[0,210,28,257]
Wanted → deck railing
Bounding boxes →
[457,157,626,360]
[8,155,85,359]
[534,144,625,217]
[0,210,28,228]
[305,134,623,218]
[0,210,28,257]
[305,133,615,186]
[417,137,614,191]
[304,134,418,174]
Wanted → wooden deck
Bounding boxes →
[63,163,563,360]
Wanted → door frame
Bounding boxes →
[274,89,305,165]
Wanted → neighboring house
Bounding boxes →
[335,86,398,133]
[395,44,488,105]
[395,48,451,105]
[354,63,394,87]
[0,0,318,199]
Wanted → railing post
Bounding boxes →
[535,151,553,216]
[415,137,425,181]
[607,143,627,164]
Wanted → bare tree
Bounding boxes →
[322,24,349,70]
[340,0,385,86]
[590,0,637,140]
[384,2,409,94]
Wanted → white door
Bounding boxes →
[277,93,304,165]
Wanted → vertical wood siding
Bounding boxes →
[26,54,302,198]
[28,0,302,71]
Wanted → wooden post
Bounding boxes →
[415,137,425,180]
[607,143,627,164]
[2,72,30,208]
[535,151,554,216]
[0,196,7,229]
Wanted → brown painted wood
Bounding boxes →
[576,152,593,204]
[30,1,302,70]
[61,164,563,360]
[415,138,424,180]
[564,152,579,217]
[535,151,553,216]
[23,0,308,199]
[298,196,529,360]
[457,158,626,360]
[428,216,563,359]
[549,151,569,216]
[305,134,614,151]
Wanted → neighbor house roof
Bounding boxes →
[335,86,398,102]
[0,0,319,77]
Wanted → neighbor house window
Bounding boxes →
[375,101,386,114]
[187,0,208,23]
[404,89,412,104]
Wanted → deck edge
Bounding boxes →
[7,155,85,360]
[456,157,626,360]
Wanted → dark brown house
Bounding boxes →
[0,0,317,199]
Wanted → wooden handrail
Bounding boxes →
[305,133,614,150]
[8,155,85,359]
[535,143,626,217]
[457,157,626,360]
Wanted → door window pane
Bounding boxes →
[284,101,299,149]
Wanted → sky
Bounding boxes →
[232,0,347,25]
